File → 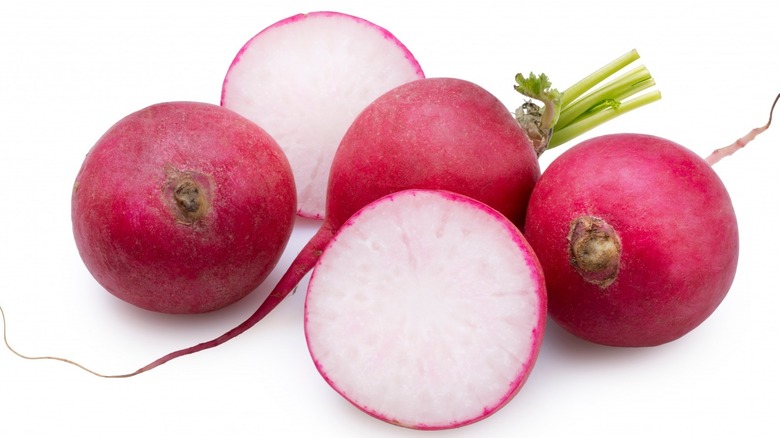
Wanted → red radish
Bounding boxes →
[524,134,736,346]
[71,101,297,314]
[221,11,424,219]
[325,77,541,229]
[304,189,546,430]
[523,95,777,346]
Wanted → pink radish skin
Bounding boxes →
[71,102,297,314]
[305,189,546,430]
[324,77,539,230]
[221,11,424,219]
[523,133,738,346]
[104,77,538,376]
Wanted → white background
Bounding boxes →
[1,0,779,436]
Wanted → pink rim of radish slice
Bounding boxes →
[221,11,424,219]
[304,189,546,430]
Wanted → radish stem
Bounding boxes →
[514,49,661,153]
[559,49,640,108]
[551,91,662,148]
[555,65,655,130]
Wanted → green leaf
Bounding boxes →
[514,72,562,130]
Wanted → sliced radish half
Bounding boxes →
[304,189,546,430]
[221,11,424,219]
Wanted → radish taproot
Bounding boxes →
[221,11,424,219]
[522,94,778,346]
[304,189,546,430]
[71,101,297,314]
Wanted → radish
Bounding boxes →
[304,189,546,430]
[522,95,778,346]
[4,50,659,375]
[221,11,424,219]
[71,101,297,314]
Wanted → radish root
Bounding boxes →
[1,222,336,378]
[1,306,127,378]
[705,93,780,165]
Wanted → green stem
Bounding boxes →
[559,49,640,108]
[514,49,661,154]
[556,65,654,129]
[549,91,662,148]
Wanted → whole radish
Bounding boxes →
[71,102,297,314]
[221,11,424,219]
[522,96,777,346]
[305,189,546,430]
[326,77,541,229]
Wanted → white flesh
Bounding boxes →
[304,190,545,429]
[222,12,424,218]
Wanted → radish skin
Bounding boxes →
[523,93,777,346]
[71,102,297,314]
[524,134,738,346]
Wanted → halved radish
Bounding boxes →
[221,11,424,218]
[304,189,546,430]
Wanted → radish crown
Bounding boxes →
[514,72,561,155]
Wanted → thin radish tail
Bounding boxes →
[705,93,780,166]
[1,223,336,378]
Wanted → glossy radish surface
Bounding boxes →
[325,77,540,230]
[221,11,424,219]
[524,133,738,346]
[305,189,546,429]
[71,102,296,314]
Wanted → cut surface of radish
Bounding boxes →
[221,11,424,219]
[304,190,546,430]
